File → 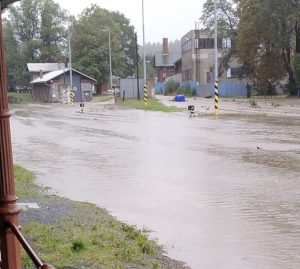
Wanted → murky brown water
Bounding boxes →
[10,103,300,269]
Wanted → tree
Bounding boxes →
[200,0,239,73]
[110,11,136,77]
[39,0,67,62]
[3,19,24,89]
[293,53,300,86]
[236,0,286,85]
[8,0,67,63]
[235,0,300,94]
[200,0,238,36]
[72,5,133,92]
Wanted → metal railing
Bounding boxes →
[3,219,54,269]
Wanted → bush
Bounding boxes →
[176,86,197,96]
[164,80,180,95]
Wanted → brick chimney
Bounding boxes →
[39,70,43,79]
[162,38,169,56]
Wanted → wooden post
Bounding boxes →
[0,11,22,269]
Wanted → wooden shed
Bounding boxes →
[30,68,96,103]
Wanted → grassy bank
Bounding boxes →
[92,94,114,102]
[119,99,182,112]
[15,165,186,269]
[8,92,36,104]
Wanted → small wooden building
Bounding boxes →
[30,68,96,103]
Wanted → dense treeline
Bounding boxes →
[3,0,137,91]
[201,0,300,95]
[4,0,300,95]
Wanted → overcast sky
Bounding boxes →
[55,0,206,44]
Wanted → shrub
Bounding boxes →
[71,239,85,252]
[164,80,180,95]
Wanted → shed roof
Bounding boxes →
[30,68,96,84]
[27,63,71,73]
[155,51,181,67]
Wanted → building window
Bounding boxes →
[183,69,192,81]
[230,66,249,78]
[194,38,222,49]
[182,40,192,54]
[222,38,232,48]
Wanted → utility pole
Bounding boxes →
[108,29,113,91]
[214,0,219,115]
[68,19,73,88]
[142,0,147,105]
[135,32,140,100]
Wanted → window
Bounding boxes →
[183,69,192,81]
[194,38,222,49]
[230,66,249,78]
[182,40,192,53]
[222,38,232,48]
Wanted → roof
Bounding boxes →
[27,63,71,73]
[155,50,181,67]
[30,68,97,84]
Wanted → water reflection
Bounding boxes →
[10,103,300,269]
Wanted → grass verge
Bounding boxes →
[92,94,114,102]
[8,92,36,104]
[15,165,181,269]
[119,99,182,112]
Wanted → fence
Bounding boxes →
[155,80,247,97]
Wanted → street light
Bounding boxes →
[108,29,113,91]
[102,28,113,92]
[142,0,147,105]
[67,19,73,88]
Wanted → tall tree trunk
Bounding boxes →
[282,45,297,95]
[295,24,300,53]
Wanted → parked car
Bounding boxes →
[15,86,31,93]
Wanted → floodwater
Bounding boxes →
[10,103,300,269]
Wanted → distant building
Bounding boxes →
[27,63,71,81]
[28,64,96,103]
[179,28,248,97]
[181,29,248,84]
[155,38,181,82]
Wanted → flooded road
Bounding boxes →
[10,103,300,269]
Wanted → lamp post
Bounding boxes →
[142,0,147,105]
[135,32,140,100]
[67,19,73,88]
[102,28,113,99]
[108,29,113,91]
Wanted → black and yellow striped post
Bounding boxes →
[144,83,147,106]
[70,88,75,104]
[214,80,219,115]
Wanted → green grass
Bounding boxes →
[8,92,36,104]
[14,165,165,269]
[14,164,40,197]
[119,99,182,112]
[92,94,114,102]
